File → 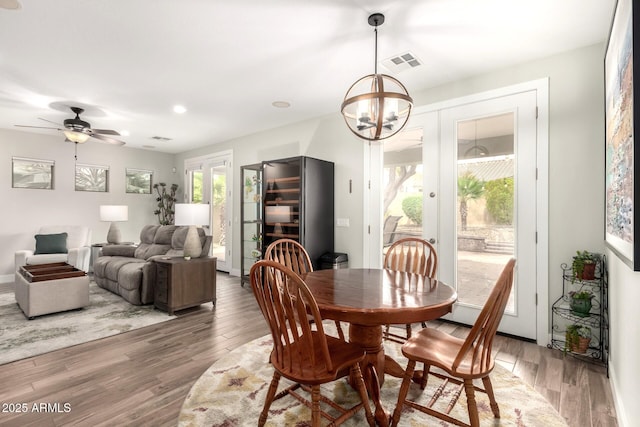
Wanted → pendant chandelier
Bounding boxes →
[341,13,413,141]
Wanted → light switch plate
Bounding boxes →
[336,218,350,227]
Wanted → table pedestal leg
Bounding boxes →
[348,324,388,426]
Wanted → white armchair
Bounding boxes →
[15,226,92,272]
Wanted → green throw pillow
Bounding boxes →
[34,232,69,254]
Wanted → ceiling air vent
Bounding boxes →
[381,52,422,73]
[151,136,172,141]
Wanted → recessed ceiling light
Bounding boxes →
[0,0,21,10]
[173,105,187,114]
[120,130,130,137]
[272,101,291,108]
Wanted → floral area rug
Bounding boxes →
[0,282,176,365]
[179,323,568,426]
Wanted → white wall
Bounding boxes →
[606,248,640,427]
[0,129,176,280]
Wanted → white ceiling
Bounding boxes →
[0,0,615,154]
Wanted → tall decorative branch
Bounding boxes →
[153,183,179,225]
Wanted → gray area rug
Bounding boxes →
[0,282,176,365]
[179,323,568,426]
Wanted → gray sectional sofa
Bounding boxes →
[93,225,211,305]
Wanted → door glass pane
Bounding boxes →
[190,170,203,203]
[211,166,226,262]
[383,128,424,257]
[456,114,515,312]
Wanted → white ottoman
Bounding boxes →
[15,263,90,319]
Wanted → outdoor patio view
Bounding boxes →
[384,114,515,312]
[189,168,227,262]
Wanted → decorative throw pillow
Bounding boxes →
[34,232,69,254]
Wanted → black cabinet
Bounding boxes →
[262,156,334,270]
[240,163,263,286]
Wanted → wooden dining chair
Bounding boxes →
[265,238,345,340]
[390,258,516,427]
[383,237,438,343]
[250,260,375,427]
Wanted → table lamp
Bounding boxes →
[174,203,210,259]
[100,205,128,244]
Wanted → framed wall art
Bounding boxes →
[126,168,153,194]
[605,0,640,270]
[12,157,54,189]
[75,163,109,192]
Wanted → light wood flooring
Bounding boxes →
[0,273,617,427]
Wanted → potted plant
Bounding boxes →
[565,324,591,354]
[153,183,179,225]
[568,290,594,317]
[572,250,596,281]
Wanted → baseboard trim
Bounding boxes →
[0,274,13,284]
[608,363,628,427]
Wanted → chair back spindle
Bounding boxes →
[384,237,437,277]
[250,260,333,378]
[265,238,313,275]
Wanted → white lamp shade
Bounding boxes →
[174,203,210,226]
[100,205,129,222]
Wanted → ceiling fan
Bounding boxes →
[15,106,126,146]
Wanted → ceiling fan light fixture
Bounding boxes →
[63,130,90,144]
[341,13,413,141]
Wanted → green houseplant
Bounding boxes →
[572,250,596,281]
[568,290,594,317]
[565,324,591,354]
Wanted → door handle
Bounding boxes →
[429,238,436,244]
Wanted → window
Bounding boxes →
[75,163,109,192]
[12,157,54,189]
[126,168,153,194]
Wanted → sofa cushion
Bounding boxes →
[101,245,137,257]
[117,262,146,292]
[34,233,68,254]
[96,256,146,282]
[139,225,160,244]
[154,225,177,244]
[134,225,177,260]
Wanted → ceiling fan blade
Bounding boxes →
[15,124,63,131]
[91,129,121,136]
[38,117,64,126]
[90,133,126,146]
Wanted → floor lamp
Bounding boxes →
[174,203,210,259]
[100,205,128,244]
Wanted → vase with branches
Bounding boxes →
[153,183,179,225]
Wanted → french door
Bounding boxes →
[371,82,547,340]
[184,151,233,272]
[436,91,537,339]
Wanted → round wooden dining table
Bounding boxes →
[302,268,457,426]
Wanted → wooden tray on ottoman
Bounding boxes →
[19,262,86,282]
[15,262,90,319]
